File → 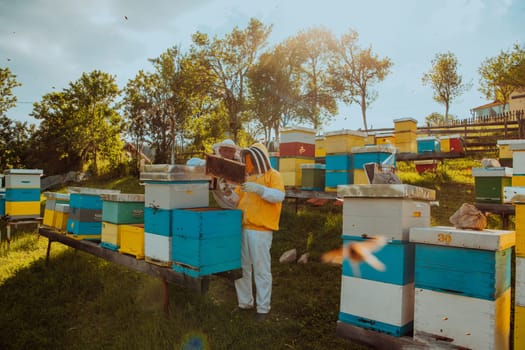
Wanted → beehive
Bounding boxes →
[417,136,440,153]
[53,203,69,231]
[337,184,434,337]
[66,187,120,239]
[119,224,145,259]
[3,169,43,218]
[324,130,367,154]
[351,145,396,169]
[171,208,242,277]
[339,275,414,337]
[339,185,434,241]
[439,134,461,153]
[472,167,512,203]
[43,192,69,227]
[301,164,325,191]
[101,193,144,224]
[280,126,316,144]
[410,226,514,350]
[393,118,417,133]
[510,141,525,175]
[414,159,438,173]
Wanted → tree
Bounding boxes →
[330,29,392,132]
[422,52,470,123]
[247,42,302,145]
[479,43,525,108]
[292,27,338,130]
[425,112,457,126]
[31,71,123,175]
[0,67,21,117]
[192,18,272,143]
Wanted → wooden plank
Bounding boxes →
[38,227,209,293]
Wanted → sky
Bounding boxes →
[1,0,524,133]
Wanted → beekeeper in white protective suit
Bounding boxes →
[210,139,241,209]
[234,143,285,322]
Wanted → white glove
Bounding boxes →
[242,182,265,196]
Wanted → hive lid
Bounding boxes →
[4,168,43,175]
[409,226,515,251]
[325,129,367,137]
[393,117,417,123]
[100,193,145,202]
[351,144,396,154]
[337,184,435,201]
[280,126,317,134]
[471,167,512,177]
[140,164,210,182]
[67,187,121,195]
[43,192,70,200]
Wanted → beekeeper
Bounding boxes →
[234,143,285,321]
[210,139,241,209]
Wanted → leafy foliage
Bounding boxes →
[422,52,471,122]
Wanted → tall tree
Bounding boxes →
[247,42,302,145]
[479,43,525,108]
[0,67,21,117]
[32,71,123,175]
[293,27,338,130]
[329,29,392,132]
[192,18,272,143]
[423,52,470,122]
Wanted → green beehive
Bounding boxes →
[472,167,512,203]
[101,194,145,224]
[301,164,326,191]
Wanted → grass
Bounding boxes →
[0,159,500,349]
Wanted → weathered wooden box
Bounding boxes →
[119,224,144,259]
[339,185,434,241]
[342,236,414,285]
[410,226,514,300]
[101,193,144,224]
[144,207,172,236]
[414,288,510,350]
[144,232,172,264]
[339,275,414,337]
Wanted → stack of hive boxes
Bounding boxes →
[3,169,43,218]
[100,194,144,253]
[409,226,514,349]
[394,118,417,153]
[42,192,70,231]
[171,207,242,277]
[503,141,525,349]
[279,127,316,188]
[439,134,463,154]
[351,145,396,185]
[472,166,512,204]
[140,164,211,266]
[66,187,120,241]
[336,184,434,337]
[324,130,367,191]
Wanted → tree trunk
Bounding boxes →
[361,93,368,132]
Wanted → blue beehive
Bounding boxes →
[417,136,440,153]
[144,207,172,236]
[342,236,415,285]
[171,208,242,277]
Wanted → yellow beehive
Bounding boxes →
[279,157,314,187]
[516,305,525,350]
[375,133,395,145]
[5,201,40,217]
[101,222,121,246]
[315,136,326,157]
[364,134,375,145]
[513,176,525,187]
[353,169,368,184]
[394,117,417,132]
[43,208,55,227]
[119,224,145,259]
[324,130,367,154]
[516,204,525,257]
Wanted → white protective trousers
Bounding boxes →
[235,228,273,314]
